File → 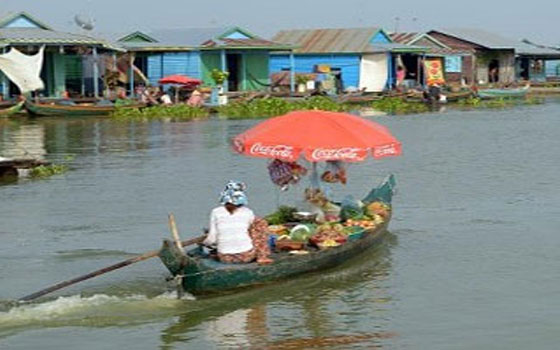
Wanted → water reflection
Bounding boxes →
[159,232,397,350]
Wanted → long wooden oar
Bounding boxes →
[19,231,206,302]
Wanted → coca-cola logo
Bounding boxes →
[373,144,399,158]
[250,143,294,159]
[310,147,364,161]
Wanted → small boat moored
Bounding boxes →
[0,100,25,117]
[477,85,530,99]
[24,99,144,117]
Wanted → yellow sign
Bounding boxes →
[424,59,445,86]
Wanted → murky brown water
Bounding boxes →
[1,102,559,349]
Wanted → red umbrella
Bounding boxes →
[158,74,202,86]
[232,110,401,162]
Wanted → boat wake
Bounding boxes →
[0,292,194,336]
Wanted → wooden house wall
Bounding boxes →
[270,54,361,90]
[474,49,515,84]
[146,52,201,86]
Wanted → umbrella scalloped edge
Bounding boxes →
[232,139,401,162]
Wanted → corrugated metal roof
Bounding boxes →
[273,27,381,53]
[432,28,560,57]
[390,32,419,44]
[272,27,426,54]
[433,28,517,49]
[148,27,230,47]
[0,28,119,50]
[116,27,290,51]
[390,31,469,56]
[514,42,560,57]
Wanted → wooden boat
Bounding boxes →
[477,85,530,99]
[0,100,25,117]
[24,99,144,117]
[159,175,396,295]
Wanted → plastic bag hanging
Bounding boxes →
[267,159,308,190]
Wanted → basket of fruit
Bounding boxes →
[309,223,347,247]
[274,235,305,251]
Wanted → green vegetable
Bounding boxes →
[264,206,297,225]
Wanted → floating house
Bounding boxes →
[116,27,292,92]
[390,32,471,85]
[0,11,120,98]
[427,28,560,84]
[270,27,427,92]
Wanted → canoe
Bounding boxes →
[477,85,530,99]
[0,100,24,117]
[158,174,396,295]
[24,100,144,117]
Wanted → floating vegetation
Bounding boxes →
[29,164,69,178]
[456,96,544,109]
[370,97,429,115]
[111,105,209,120]
[217,96,350,119]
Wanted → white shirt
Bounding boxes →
[160,94,172,105]
[204,206,255,254]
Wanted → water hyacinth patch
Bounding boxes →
[111,105,209,120]
[217,96,350,119]
[29,164,69,178]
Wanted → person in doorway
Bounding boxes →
[489,67,499,84]
[203,181,273,265]
[396,66,406,90]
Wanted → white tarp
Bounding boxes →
[0,47,45,93]
[359,53,388,92]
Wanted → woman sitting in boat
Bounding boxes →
[203,181,273,265]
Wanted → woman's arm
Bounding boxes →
[203,211,218,246]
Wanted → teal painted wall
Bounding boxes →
[53,54,66,97]
[245,53,269,91]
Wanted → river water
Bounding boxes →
[0,102,559,349]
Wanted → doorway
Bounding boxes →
[226,54,241,91]
[488,59,499,83]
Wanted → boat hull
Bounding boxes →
[477,86,529,99]
[159,175,396,295]
[24,100,143,117]
[0,101,24,117]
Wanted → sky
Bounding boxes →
[1,0,559,45]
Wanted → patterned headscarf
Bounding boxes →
[219,180,248,206]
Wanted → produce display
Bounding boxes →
[266,197,391,252]
[265,206,297,225]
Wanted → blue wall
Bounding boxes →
[3,17,40,28]
[270,54,361,89]
[147,52,201,86]
[370,31,391,44]
[546,60,560,77]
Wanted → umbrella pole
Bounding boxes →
[310,162,320,189]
